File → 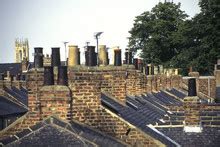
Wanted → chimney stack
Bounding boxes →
[183,77,201,132]
[68,45,80,66]
[44,66,54,85]
[114,49,122,66]
[57,66,68,86]
[34,47,43,68]
[51,47,61,67]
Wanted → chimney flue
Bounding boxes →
[86,46,97,66]
[51,47,61,67]
[68,45,80,66]
[114,49,122,66]
[188,78,197,96]
[44,66,54,85]
[34,47,43,68]
[57,66,68,86]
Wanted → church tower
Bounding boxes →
[15,38,29,63]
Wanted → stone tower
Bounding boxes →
[15,38,29,63]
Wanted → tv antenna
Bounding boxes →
[63,41,69,65]
[94,32,103,65]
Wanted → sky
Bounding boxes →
[0,0,200,63]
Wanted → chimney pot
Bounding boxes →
[188,78,197,96]
[57,66,68,86]
[114,49,122,66]
[51,47,61,67]
[86,46,97,66]
[34,47,43,68]
[44,66,54,85]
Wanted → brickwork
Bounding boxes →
[183,96,200,126]
[68,67,162,146]
[39,86,72,120]
[182,76,216,99]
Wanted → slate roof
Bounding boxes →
[101,93,180,146]
[0,116,127,147]
[3,86,28,106]
[157,127,220,147]
[101,89,220,147]
[0,96,27,117]
[0,63,21,76]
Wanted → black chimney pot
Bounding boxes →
[114,49,122,66]
[44,66,54,85]
[188,78,197,96]
[86,46,97,66]
[51,47,61,67]
[34,47,43,68]
[57,66,68,86]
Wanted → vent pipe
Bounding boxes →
[188,78,197,96]
[44,66,54,85]
[57,66,68,86]
[114,49,122,66]
[68,45,80,66]
[34,47,43,68]
[51,47,61,67]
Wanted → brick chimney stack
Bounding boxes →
[184,78,202,132]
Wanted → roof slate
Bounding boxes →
[0,116,127,147]
[0,63,21,76]
[0,96,27,117]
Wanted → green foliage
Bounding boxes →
[128,1,220,75]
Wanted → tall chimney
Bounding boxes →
[114,49,122,66]
[188,78,197,96]
[51,47,61,67]
[44,66,54,85]
[98,45,108,66]
[57,66,68,86]
[86,46,97,66]
[68,45,79,66]
[34,47,43,68]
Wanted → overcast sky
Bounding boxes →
[0,0,200,63]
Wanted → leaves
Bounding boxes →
[128,1,220,75]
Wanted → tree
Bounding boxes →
[128,1,220,75]
[128,2,188,65]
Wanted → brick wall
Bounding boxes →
[183,96,200,126]
[182,76,216,99]
[68,67,163,146]
[39,86,72,120]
